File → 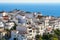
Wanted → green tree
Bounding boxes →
[51,37,58,40]
[35,35,40,40]
[54,29,60,36]
[39,36,43,40]
[42,34,52,40]
[35,35,43,40]
[1,38,6,40]
[35,29,60,40]
[51,34,58,40]
[52,38,58,40]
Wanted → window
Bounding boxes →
[18,19,21,23]
[21,35,24,37]
[27,21,31,24]
[29,30,32,32]
[14,38,18,40]
[29,27,32,29]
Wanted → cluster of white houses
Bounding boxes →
[0,9,60,40]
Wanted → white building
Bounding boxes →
[10,30,27,40]
[5,21,14,30]
[0,21,4,31]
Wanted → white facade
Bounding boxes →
[5,22,14,30]
[10,30,27,40]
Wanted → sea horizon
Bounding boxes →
[0,3,60,17]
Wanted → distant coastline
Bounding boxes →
[0,9,60,18]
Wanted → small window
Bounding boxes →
[29,30,32,32]
[29,27,32,29]
[14,38,18,40]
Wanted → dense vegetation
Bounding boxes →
[35,29,60,40]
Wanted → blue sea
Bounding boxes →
[0,3,60,17]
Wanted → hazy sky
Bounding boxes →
[0,0,60,3]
